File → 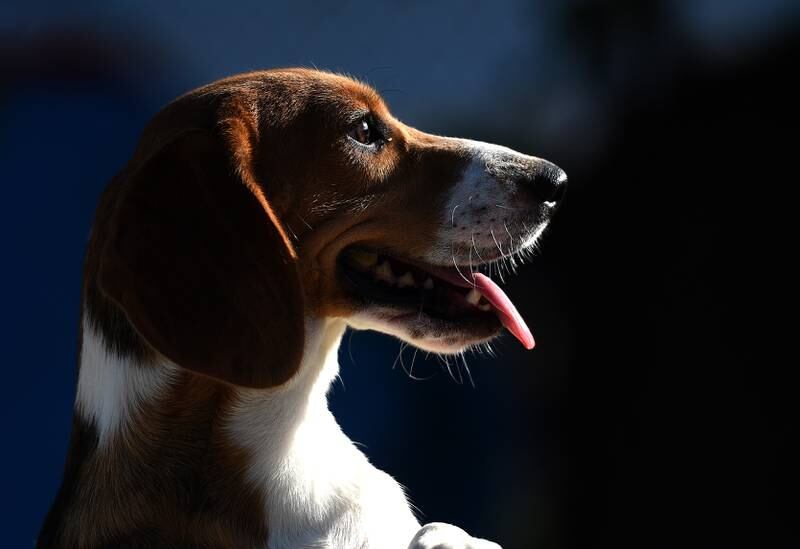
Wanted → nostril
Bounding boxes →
[529,163,567,204]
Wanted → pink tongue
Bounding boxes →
[472,273,535,350]
[406,262,535,349]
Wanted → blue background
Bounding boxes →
[3,1,798,547]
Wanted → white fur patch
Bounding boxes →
[431,138,548,266]
[225,318,421,548]
[75,316,176,445]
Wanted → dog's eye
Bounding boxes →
[350,119,375,145]
[347,115,392,150]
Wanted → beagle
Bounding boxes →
[39,69,566,548]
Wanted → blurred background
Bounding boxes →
[3,1,798,547]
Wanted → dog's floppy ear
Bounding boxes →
[98,128,304,389]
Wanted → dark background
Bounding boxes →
[3,1,798,547]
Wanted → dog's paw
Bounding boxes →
[408,522,502,549]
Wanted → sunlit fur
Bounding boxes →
[226,320,421,548]
[44,69,564,549]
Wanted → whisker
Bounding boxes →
[452,253,475,286]
[460,352,475,388]
[494,203,517,211]
[285,222,299,241]
[490,228,503,257]
[409,347,421,379]
[471,233,486,264]
[454,355,464,384]
[391,342,409,371]
[503,222,514,245]
[468,239,475,278]
[398,347,410,377]
[440,354,459,383]
[443,353,462,384]
[296,214,313,230]
[451,204,461,227]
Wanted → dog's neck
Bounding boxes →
[53,315,352,547]
[224,317,349,476]
[76,317,179,445]
[76,315,347,446]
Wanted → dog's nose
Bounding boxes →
[527,161,567,205]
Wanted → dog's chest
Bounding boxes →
[224,320,419,548]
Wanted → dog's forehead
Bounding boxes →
[230,70,389,128]
[314,73,388,116]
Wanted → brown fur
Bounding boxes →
[40,69,476,548]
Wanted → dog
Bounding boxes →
[39,68,566,548]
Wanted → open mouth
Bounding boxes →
[338,247,534,349]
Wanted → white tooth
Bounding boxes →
[374,261,396,284]
[397,272,416,288]
[349,250,378,268]
[423,278,434,290]
[478,302,492,312]
[466,288,481,305]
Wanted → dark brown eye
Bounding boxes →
[350,119,374,145]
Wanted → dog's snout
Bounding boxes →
[525,161,567,205]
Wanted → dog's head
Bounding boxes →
[94,69,566,388]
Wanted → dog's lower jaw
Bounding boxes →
[227,317,422,548]
[347,312,496,355]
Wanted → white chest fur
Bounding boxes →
[225,318,421,548]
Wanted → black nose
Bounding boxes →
[528,161,567,204]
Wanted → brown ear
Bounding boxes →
[98,129,304,388]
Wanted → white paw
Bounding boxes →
[408,522,502,549]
